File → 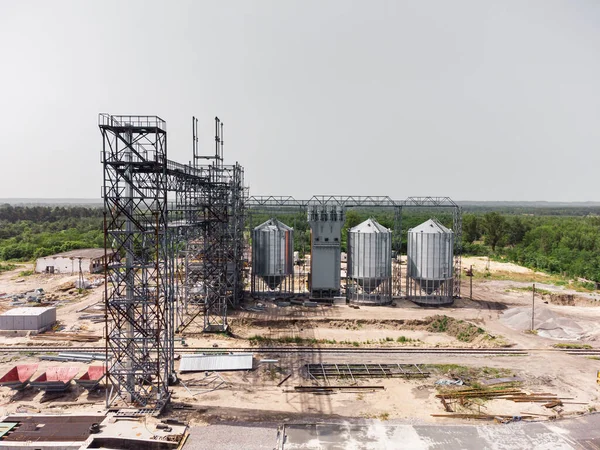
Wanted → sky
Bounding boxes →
[0,0,599,202]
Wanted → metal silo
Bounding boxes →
[407,219,454,305]
[251,218,294,297]
[347,218,392,305]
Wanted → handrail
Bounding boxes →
[98,113,167,131]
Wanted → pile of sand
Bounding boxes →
[501,306,584,340]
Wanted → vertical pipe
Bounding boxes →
[220,122,224,166]
[123,127,135,401]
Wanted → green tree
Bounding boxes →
[482,212,506,251]
[462,214,481,244]
[506,217,528,246]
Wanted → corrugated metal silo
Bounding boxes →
[251,218,294,297]
[407,218,454,305]
[347,218,392,305]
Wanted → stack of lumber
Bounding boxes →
[31,332,101,342]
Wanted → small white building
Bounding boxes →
[35,248,114,274]
[0,307,56,332]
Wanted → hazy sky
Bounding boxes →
[1,0,599,201]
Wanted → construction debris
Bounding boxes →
[277,373,292,387]
[293,385,385,394]
[435,387,574,414]
[436,378,464,386]
[436,388,522,400]
[30,332,101,342]
[481,376,524,386]
[40,352,106,363]
[182,372,228,395]
[432,414,534,421]
[305,363,429,381]
[544,400,563,408]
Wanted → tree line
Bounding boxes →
[0,204,104,260]
[463,212,600,282]
[1,204,600,284]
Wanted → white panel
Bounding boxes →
[179,353,254,372]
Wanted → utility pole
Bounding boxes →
[531,283,536,331]
[470,265,473,300]
[465,265,474,300]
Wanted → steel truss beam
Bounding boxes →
[247,195,462,299]
[304,363,430,381]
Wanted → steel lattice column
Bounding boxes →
[100,114,172,411]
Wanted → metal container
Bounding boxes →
[407,219,454,301]
[347,218,392,305]
[252,218,294,295]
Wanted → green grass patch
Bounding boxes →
[248,335,339,346]
[18,269,34,277]
[425,364,512,379]
[510,286,553,296]
[0,263,17,273]
[425,315,486,342]
[553,343,592,349]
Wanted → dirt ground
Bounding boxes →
[0,259,599,425]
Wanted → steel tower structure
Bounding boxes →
[100,114,215,410]
[176,118,248,333]
[100,114,172,410]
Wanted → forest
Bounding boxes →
[1,203,600,283]
[0,204,104,261]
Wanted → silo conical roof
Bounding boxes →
[254,218,293,232]
[349,218,390,234]
[409,218,452,234]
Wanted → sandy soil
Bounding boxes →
[461,256,544,275]
[0,259,599,425]
[0,263,105,345]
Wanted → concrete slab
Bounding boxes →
[279,421,578,450]
[475,422,573,450]
[187,414,600,450]
[414,425,492,449]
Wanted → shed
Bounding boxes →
[35,248,115,274]
[179,353,254,372]
[0,307,56,332]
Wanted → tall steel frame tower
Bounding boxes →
[177,118,247,333]
[100,114,172,410]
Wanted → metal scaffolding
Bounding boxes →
[177,117,248,333]
[100,113,243,410]
[100,114,172,410]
